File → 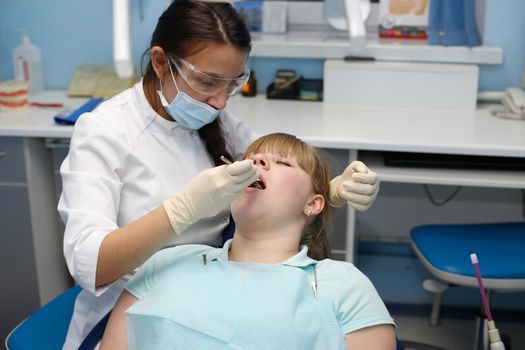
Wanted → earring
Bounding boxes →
[304,209,312,216]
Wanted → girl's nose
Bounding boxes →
[252,154,270,170]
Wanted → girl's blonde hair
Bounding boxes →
[244,133,333,260]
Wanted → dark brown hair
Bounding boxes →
[142,0,251,165]
[244,133,334,260]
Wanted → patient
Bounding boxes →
[100,133,396,350]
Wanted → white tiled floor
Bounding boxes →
[394,315,524,350]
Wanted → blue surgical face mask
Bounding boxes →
[156,63,221,130]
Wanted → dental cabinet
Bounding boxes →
[248,0,501,64]
[0,92,82,342]
[0,137,71,341]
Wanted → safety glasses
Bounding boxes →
[170,57,250,96]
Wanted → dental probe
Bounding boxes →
[219,155,233,165]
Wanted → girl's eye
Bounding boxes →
[277,160,291,166]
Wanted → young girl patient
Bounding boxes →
[101,133,396,350]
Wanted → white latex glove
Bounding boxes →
[163,160,258,234]
[329,161,379,211]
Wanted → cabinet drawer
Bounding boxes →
[0,137,27,183]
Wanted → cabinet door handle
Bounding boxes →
[0,149,6,157]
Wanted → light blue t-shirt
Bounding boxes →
[124,240,394,349]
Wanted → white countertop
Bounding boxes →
[227,96,525,158]
[1,91,525,158]
[0,91,83,138]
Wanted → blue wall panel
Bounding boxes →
[1,0,524,91]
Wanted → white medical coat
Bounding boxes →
[58,81,254,349]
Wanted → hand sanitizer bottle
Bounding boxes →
[13,29,43,95]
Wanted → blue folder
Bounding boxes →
[54,98,104,125]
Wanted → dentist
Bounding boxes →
[58,0,380,348]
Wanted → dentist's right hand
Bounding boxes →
[163,159,258,235]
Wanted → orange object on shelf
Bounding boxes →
[241,70,257,97]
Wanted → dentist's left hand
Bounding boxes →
[163,160,258,235]
[329,161,380,211]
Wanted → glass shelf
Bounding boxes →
[251,31,502,64]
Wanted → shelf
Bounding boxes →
[360,152,525,189]
[251,31,503,65]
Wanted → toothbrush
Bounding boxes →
[220,156,263,190]
[470,253,506,350]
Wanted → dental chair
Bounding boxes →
[410,222,525,326]
[5,285,81,350]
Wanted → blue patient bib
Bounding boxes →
[125,254,347,349]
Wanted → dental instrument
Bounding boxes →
[220,155,263,190]
[470,253,506,350]
[219,155,233,165]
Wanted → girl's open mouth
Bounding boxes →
[248,179,265,190]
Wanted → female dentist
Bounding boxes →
[58,0,380,348]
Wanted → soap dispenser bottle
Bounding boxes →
[13,29,43,95]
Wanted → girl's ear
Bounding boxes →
[304,194,324,217]
[150,46,169,81]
